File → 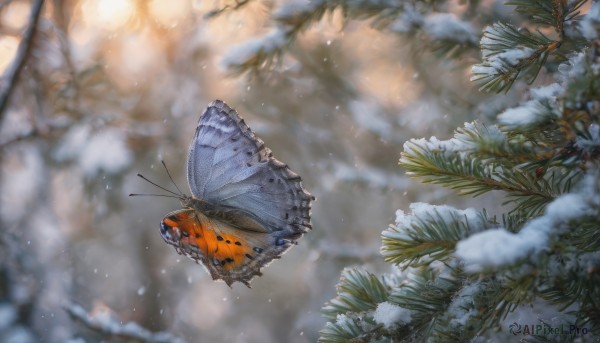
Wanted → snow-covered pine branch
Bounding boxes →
[66,303,186,343]
[221,0,482,74]
[322,2,600,340]
[455,168,600,273]
[471,23,556,93]
[381,203,491,266]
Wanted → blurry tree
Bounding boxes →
[1,0,597,342]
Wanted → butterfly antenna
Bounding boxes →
[129,193,182,198]
[136,173,182,197]
[161,160,185,196]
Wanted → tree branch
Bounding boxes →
[0,0,45,130]
[65,303,186,343]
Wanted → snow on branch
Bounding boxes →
[576,123,600,152]
[400,122,560,203]
[222,0,480,74]
[381,203,491,266]
[221,28,291,74]
[373,301,413,329]
[472,0,590,93]
[402,121,516,161]
[455,169,600,273]
[389,3,423,33]
[497,83,563,129]
[442,282,482,327]
[391,10,478,46]
[392,203,488,231]
[274,0,328,26]
[222,0,333,74]
[421,13,478,45]
[66,303,186,343]
[507,0,587,32]
[473,25,549,90]
[557,51,587,84]
[471,23,558,93]
[569,1,600,39]
[322,268,389,320]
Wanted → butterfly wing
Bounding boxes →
[154,100,313,286]
[161,208,290,287]
[187,100,313,235]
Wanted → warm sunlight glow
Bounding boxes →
[148,0,189,28]
[0,36,19,74]
[120,33,162,75]
[1,1,30,30]
[103,31,166,89]
[81,0,134,30]
[69,22,98,65]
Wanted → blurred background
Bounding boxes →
[0,0,513,342]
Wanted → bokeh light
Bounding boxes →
[148,0,190,28]
[0,36,19,74]
[81,0,135,31]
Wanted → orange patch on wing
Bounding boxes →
[200,220,253,270]
[168,212,253,270]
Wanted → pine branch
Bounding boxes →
[322,268,390,320]
[500,211,530,233]
[499,169,578,216]
[319,268,393,342]
[223,1,334,74]
[389,9,480,58]
[224,0,482,74]
[399,117,586,217]
[453,122,543,163]
[319,315,383,343]
[507,0,588,37]
[538,251,600,331]
[565,219,600,252]
[540,268,587,311]
[381,207,492,267]
[471,23,559,93]
[456,168,600,275]
[472,0,590,93]
[388,267,461,315]
[430,280,503,341]
[497,84,564,131]
[321,3,600,342]
[401,118,586,215]
[401,140,557,201]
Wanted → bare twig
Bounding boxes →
[204,0,252,19]
[0,0,45,131]
[65,303,187,343]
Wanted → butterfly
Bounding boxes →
[138,100,314,287]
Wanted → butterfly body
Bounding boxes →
[159,100,314,287]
